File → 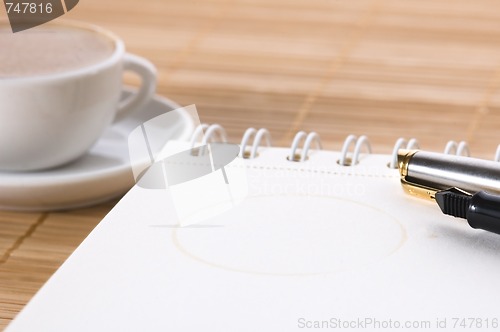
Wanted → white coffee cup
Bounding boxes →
[0,20,157,171]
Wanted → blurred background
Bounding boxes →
[69,0,500,157]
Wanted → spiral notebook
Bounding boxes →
[7,125,500,332]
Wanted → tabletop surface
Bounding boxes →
[2,0,500,328]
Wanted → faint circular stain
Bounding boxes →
[173,194,407,276]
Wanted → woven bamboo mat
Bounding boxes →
[2,0,500,328]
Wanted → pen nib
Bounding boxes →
[434,188,472,219]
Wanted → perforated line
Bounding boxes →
[226,163,398,179]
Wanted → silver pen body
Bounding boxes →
[402,150,500,195]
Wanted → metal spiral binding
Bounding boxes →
[389,138,419,169]
[190,123,228,149]
[189,123,228,156]
[338,135,372,166]
[444,140,470,156]
[190,126,500,165]
[495,145,500,162]
[189,124,209,148]
[239,128,271,159]
[287,131,322,162]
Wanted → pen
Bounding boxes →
[397,149,500,235]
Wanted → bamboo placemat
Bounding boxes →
[2,0,500,328]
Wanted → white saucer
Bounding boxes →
[0,89,194,212]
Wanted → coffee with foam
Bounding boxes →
[0,24,115,78]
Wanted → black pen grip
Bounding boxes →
[467,191,500,235]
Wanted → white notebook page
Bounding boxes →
[7,146,500,332]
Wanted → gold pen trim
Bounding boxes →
[397,149,437,200]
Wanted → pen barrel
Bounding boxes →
[405,151,500,195]
[468,191,500,235]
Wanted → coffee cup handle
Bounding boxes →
[114,53,157,122]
